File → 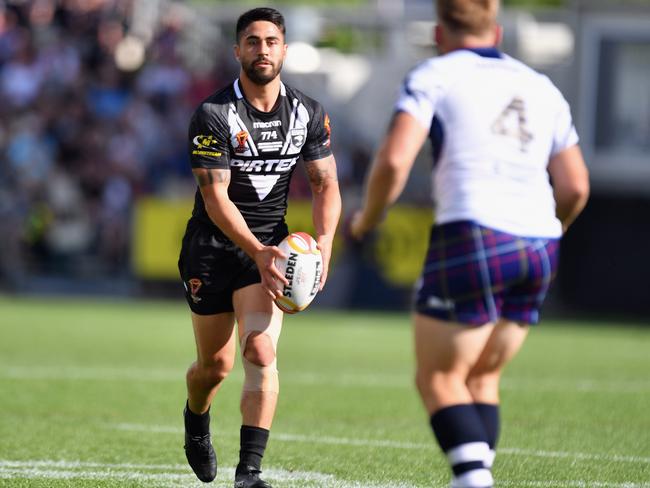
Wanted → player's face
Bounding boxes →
[235,21,287,86]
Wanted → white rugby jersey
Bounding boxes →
[396,48,578,238]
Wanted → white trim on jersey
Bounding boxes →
[258,142,284,153]
[233,79,243,99]
[281,99,310,156]
[247,174,281,200]
[280,98,299,155]
[228,103,259,156]
[233,78,286,99]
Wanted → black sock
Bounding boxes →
[237,425,269,473]
[184,400,210,436]
[474,403,500,450]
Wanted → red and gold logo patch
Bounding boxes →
[188,278,202,303]
[235,130,249,153]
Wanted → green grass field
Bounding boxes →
[1,295,649,487]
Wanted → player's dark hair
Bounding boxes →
[236,7,286,42]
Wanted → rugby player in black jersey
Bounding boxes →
[178,8,341,487]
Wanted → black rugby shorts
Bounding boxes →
[178,222,287,315]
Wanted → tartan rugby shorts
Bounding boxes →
[414,220,560,325]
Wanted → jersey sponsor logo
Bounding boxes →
[230,157,299,173]
[253,120,282,128]
[290,128,306,148]
[192,135,222,158]
[234,130,249,153]
[192,150,222,157]
[193,135,218,149]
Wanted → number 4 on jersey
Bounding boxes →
[491,97,533,152]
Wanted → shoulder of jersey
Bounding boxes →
[422,51,552,86]
[283,83,323,113]
[410,54,468,79]
[495,54,561,94]
[195,84,237,113]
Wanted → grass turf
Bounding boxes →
[0,295,649,487]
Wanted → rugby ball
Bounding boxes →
[274,232,322,314]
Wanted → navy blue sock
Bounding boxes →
[474,403,500,450]
[430,404,493,487]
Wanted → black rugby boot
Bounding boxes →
[234,466,272,488]
[183,404,217,482]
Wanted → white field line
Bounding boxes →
[2,365,650,393]
[0,460,413,488]
[1,460,648,488]
[0,365,179,382]
[110,423,650,465]
[500,448,650,465]
[0,459,187,470]
[500,483,650,488]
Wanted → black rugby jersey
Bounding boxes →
[187,79,332,240]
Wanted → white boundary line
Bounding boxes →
[499,483,650,488]
[500,448,650,465]
[2,366,650,393]
[0,460,414,488]
[109,423,650,465]
[1,459,649,488]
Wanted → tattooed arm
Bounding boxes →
[193,168,287,297]
[303,155,342,290]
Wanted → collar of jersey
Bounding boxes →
[461,47,503,59]
[234,78,286,115]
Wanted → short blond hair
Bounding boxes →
[437,0,499,36]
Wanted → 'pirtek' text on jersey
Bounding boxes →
[188,79,332,240]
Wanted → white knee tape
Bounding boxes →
[240,312,282,393]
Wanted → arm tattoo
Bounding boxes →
[305,160,337,192]
[193,169,230,187]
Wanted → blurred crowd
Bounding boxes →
[0,0,375,289]
[0,0,240,284]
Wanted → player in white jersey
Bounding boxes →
[351,1,589,487]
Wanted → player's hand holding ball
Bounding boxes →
[273,232,323,313]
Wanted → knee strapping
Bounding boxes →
[240,313,282,393]
[242,356,278,392]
